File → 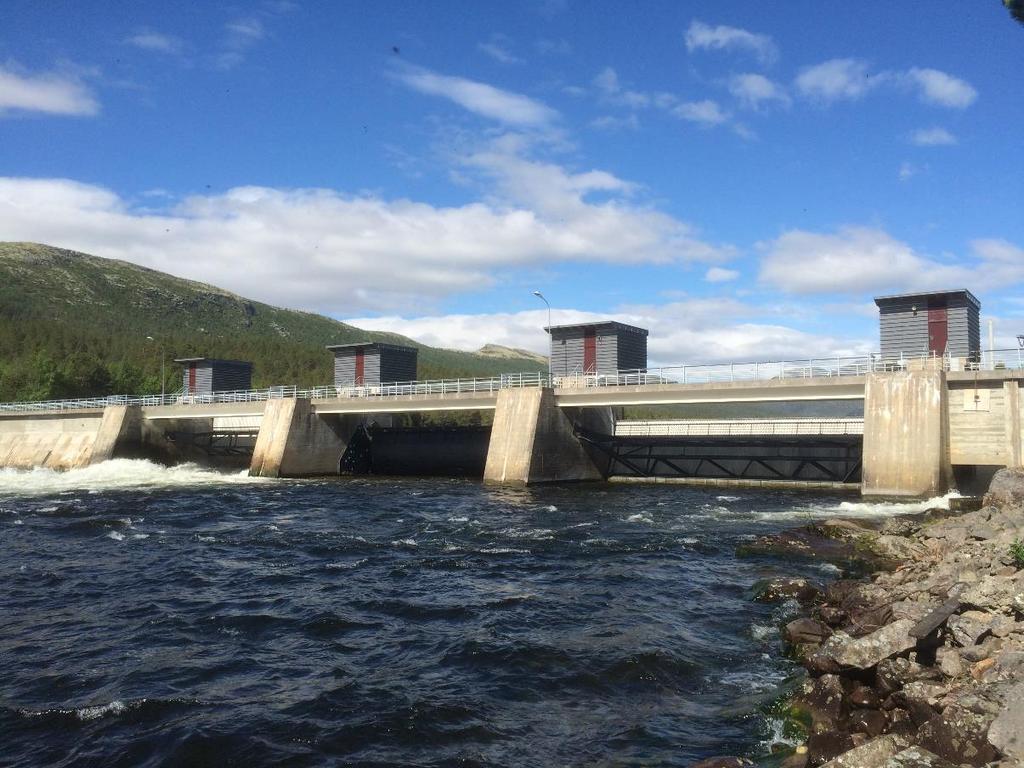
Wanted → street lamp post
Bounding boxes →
[532,291,552,376]
[146,336,166,401]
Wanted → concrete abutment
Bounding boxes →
[483,388,607,484]
[249,398,360,478]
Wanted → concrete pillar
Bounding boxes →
[862,371,951,497]
[1005,381,1022,469]
[483,388,605,484]
[90,405,143,465]
[250,398,356,478]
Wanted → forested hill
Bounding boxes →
[0,242,545,401]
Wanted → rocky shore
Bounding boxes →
[694,468,1024,768]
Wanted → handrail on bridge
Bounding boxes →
[0,349,1020,415]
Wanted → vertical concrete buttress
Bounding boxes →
[250,398,356,478]
[862,370,952,497]
[90,405,143,465]
[483,387,605,484]
[1005,381,1022,469]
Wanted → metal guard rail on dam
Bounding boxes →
[1,349,1022,414]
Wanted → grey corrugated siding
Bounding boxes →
[332,346,417,386]
[183,361,252,393]
[549,325,648,376]
[878,293,980,359]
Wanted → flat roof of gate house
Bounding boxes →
[172,357,253,368]
[873,289,980,310]
[324,342,418,352]
[543,321,649,336]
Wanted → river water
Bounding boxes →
[0,461,947,767]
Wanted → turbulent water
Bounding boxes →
[0,461,950,767]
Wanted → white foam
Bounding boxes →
[0,459,269,497]
[391,538,418,547]
[716,495,741,502]
[766,491,961,521]
[75,701,128,721]
[106,531,126,541]
[544,505,558,512]
[479,547,529,554]
[448,516,469,523]
[625,513,654,524]
[326,559,366,570]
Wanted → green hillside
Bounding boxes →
[0,242,545,402]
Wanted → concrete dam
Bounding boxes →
[2,359,1022,498]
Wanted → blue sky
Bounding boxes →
[1,1,1022,364]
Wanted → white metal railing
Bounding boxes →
[615,418,865,438]
[0,350,1020,414]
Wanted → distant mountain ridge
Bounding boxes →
[0,242,545,401]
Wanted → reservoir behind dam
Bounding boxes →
[0,461,949,766]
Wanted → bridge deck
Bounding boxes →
[616,418,864,438]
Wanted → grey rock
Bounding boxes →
[948,611,994,647]
[916,706,998,766]
[936,647,963,678]
[817,734,907,767]
[984,467,1024,509]
[784,617,832,646]
[810,619,917,671]
[987,681,1024,761]
[689,758,754,768]
[960,574,1024,611]
[885,746,959,767]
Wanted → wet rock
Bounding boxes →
[809,619,917,671]
[752,577,823,605]
[817,734,907,767]
[689,758,754,768]
[886,746,960,767]
[987,681,1024,762]
[984,468,1024,509]
[900,681,947,707]
[847,707,887,737]
[876,658,932,696]
[817,605,847,627]
[793,674,846,730]
[916,707,998,766]
[845,604,894,637]
[886,707,916,737]
[806,731,855,767]
[848,685,880,709]
[784,618,832,646]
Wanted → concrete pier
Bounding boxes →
[483,388,605,484]
[862,370,952,497]
[250,398,357,478]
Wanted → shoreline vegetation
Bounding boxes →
[696,469,1024,768]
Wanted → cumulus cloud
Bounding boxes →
[592,67,650,109]
[0,142,731,313]
[125,30,183,55]
[796,60,977,109]
[217,17,266,69]
[759,226,1024,295]
[672,99,728,126]
[478,37,523,65]
[904,68,977,108]
[349,299,868,366]
[705,267,739,283]
[396,67,559,127]
[795,58,882,102]
[684,20,777,65]
[0,65,98,117]
[729,73,790,109]
[910,127,957,146]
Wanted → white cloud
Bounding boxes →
[684,20,777,65]
[905,68,977,108]
[0,144,731,313]
[759,226,1024,295]
[898,161,923,182]
[910,127,957,146]
[795,58,882,102]
[217,17,265,69]
[705,267,739,283]
[589,114,640,131]
[536,38,571,56]
[672,99,728,126]
[0,65,98,117]
[729,73,790,109]
[349,300,869,366]
[125,30,183,55]
[396,67,558,127]
[478,39,523,65]
[592,67,650,109]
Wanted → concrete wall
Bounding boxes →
[250,398,359,477]
[947,380,1023,468]
[483,388,605,484]
[862,371,952,497]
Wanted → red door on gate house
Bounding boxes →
[583,327,597,374]
[188,364,196,394]
[928,299,948,356]
[354,349,365,386]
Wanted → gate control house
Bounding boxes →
[327,342,418,387]
[546,321,648,377]
[175,358,254,395]
[874,289,981,360]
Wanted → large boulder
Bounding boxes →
[885,746,960,767]
[752,577,823,605]
[817,734,907,767]
[987,681,1024,761]
[808,619,917,672]
[916,707,998,766]
[784,618,832,646]
[984,468,1024,510]
[959,574,1024,612]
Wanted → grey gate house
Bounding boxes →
[874,289,981,361]
[327,342,418,387]
[175,358,253,395]
[546,321,648,377]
